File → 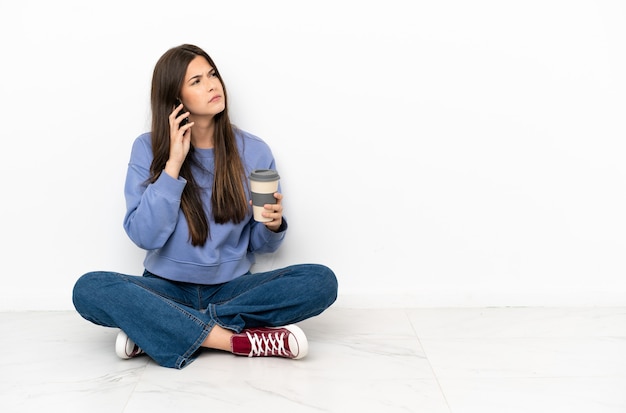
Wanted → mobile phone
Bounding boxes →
[175,98,190,127]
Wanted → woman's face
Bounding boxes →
[179,55,225,120]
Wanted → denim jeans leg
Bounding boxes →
[72,271,215,369]
[208,264,338,332]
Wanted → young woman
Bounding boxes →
[72,44,338,369]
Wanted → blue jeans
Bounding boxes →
[72,264,338,369]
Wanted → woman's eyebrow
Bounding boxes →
[187,74,202,82]
[187,67,215,83]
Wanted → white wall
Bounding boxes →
[1,0,624,310]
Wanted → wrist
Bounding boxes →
[164,160,182,179]
[266,220,286,233]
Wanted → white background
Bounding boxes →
[0,0,624,310]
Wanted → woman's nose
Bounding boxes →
[206,76,217,91]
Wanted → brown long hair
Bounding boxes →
[149,44,248,246]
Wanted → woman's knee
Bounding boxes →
[72,271,120,311]
[72,271,127,326]
[307,264,338,304]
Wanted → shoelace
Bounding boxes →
[128,344,143,358]
[125,338,144,358]
[246,330,289,357]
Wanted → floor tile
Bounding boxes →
[407,307,626,339]
[438,377,626,413]
[126,361,449,412]
[0,312,147,413]
[419,336,626,379]
[2,307,625,413]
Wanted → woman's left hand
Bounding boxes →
[263,192,283,232]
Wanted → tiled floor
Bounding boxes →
[1,306,625,412]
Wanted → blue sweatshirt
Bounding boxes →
[123,128,287,284]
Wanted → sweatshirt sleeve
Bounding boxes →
[248,218,288,254]
[122,136,187,250]
[242,139,288,254]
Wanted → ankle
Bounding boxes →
[201,324,234,352]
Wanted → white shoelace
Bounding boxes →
[246,330,288,357]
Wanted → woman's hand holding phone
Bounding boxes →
[165,101,194,179]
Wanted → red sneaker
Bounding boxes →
[231,325,308,359]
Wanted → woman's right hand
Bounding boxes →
[165,103,194,179]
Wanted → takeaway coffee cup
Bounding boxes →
[249,169,280,222]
